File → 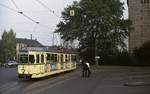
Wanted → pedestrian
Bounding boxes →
[85,62,91,77]
[79,59,82,66]
[81,61,87,77]
[81,60,91,77]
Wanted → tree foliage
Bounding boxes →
[1,29,16,62]
[55,0,132,64]
[133,41,150,65]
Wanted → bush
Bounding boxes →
[99,51,132,66]
[133,41,150,65]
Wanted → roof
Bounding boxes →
[47,46,78,54]
[20,46,78,54]
[16,38,43,47]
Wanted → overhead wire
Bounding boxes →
[34,0,62,45]
[11,0,21,11]
[21,13,39,24]
[12,0,54,30]
[35,0,61,18]
[0,3,18,13]
[10,0,40,24]
[0,1,54,29]
[0,0,59,45]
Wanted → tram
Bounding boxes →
[17,47,77,78]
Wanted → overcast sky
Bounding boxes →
[0,0,128,46]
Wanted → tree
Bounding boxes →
[133,41,150,65]
[1,29,16,62]
[55,0,132,64]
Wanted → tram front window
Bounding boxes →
[20,55,35,63]
[20,55,28,63]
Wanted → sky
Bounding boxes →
[0,0,128,46]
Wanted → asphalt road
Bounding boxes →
[0,66,150,94]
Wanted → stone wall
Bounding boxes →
[128,0,150,53]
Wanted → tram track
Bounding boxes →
[23,70,81,94]
[0,69,81,94]
[0,82,18,93]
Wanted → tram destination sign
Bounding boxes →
[20,47,47,51]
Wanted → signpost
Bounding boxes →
[95,56,100,65]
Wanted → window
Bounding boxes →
[41,54,44,63]
[46,54,57,62]
[61,54,63,63]
[29,55,35,63]
[54,54,57,62]
[51,54,54,61]
[71,55,77,62]
[46,53,50,61]
[20,55,28,63]
[65,55,69,62]
[141,0,143,4]
[36,54,39,63]
[142,0,149,3]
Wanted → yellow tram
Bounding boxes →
[17,47,77,78]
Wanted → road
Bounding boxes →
[0,66,150,94]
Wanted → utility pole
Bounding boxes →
[95,38,99,65]
[30,34,32,40]
[52,33,54,46]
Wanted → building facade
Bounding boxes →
[16,38,43,51]
[128,0,150,52]
[16,38,43,60]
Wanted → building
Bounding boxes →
[16,38,43,51]
[0,38,44,61]
[16,38,44,60]
[128,0,150,53]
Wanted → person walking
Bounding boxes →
[85,62,91,77]
[81,60,91,77]
[82,62,87,77]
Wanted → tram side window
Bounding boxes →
[36,54,39,63]
[71,55,77,63]
[67,55,70,62]
[50,54,57,62]
[61,54,63,63]
[29,55,35,63]
[46,54,57,62]
[41,54,44,63]
[50,54,54,61]
[65,55,68,62]
[54,54,57,62]
[47,54,50,61]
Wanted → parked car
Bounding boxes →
[0,63,2,67]
[4,61,18,67]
